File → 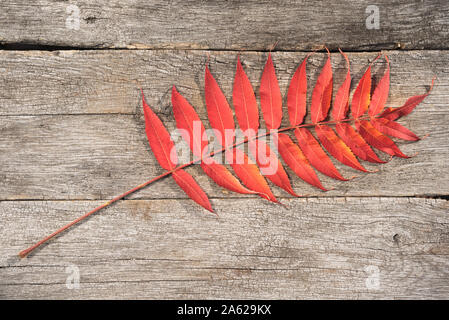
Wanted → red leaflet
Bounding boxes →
[332,49,351,120]
[315,125,368,172]
[249,138,299,196]
[287,54,310,126]
[204,65,235,147]
[310,49,333,123]
[351,63,372,118]
[277,133,326,191]
[172,86,207,158]
[226,148,277,202]
[172,169,212,212]
[335,123,385,163]
[371,118,420,141]
[369,55,390,116]
[356,120,409,158]
[233,56,259,134]
[380,79,435,121]
[294,128,347,181]
[143,92,212,212]
[143,91,177,171]
[260,53,282,130]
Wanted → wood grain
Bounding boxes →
[1,198,448,299]
[0,0,448,51]
[1,47,448,299]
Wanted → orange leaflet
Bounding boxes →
[315,125,368,172]
[356,120,409,158]
[260,53,282,130]
[200,162,258,195]
[226,148,277,203]
[233,56,259,134]
[276,133,327,191]
[380,78,435,121]
[204,64,235,147]
[287,53,310,126]
[332,49,351,121]
[143,91,213,212]
[335,123,385,163]
[369,55,390,116]
[371,118,420,141]
[310,49,333,123]
[249,138,300,197]
[294,127,347,181]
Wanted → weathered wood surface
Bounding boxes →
[1,49,448,299]
[0,0,448,51]
[0,50,445,116]
[1,198,449,299]
[0,50,447,200]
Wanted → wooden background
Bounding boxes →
[1,0,448,299]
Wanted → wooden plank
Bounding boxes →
[1,198,448,299]
[0,1,448,51]
[0,110,448,200]
[0,50,444,116]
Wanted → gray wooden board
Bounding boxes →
[1,198,448,299]
[0,50,447,199]
[0,48,448,299]
[0,0,448,51]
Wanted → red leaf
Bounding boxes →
[369,55,390,116]
[380,79,434,121]
[204,65,235,147]
[143,91,212,212]
[310,49,333,123]
[226,148,277,202]
[287,53,310,126]
[371,118,420,141]
[315,124,368,172]
[335,123,385,163]
[233,56,259,134]
[332,49,351,120]
[172,169,213,213]
[351,62,372,118]
[172,86,256,196]
[249,138,299,196]
[260,53,282,130]
[294,127,347,180]
[277,133,327,191]
[356,120,409,158]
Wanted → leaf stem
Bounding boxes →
[18,116,368,258]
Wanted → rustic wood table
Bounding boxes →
[1,0,448,299]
